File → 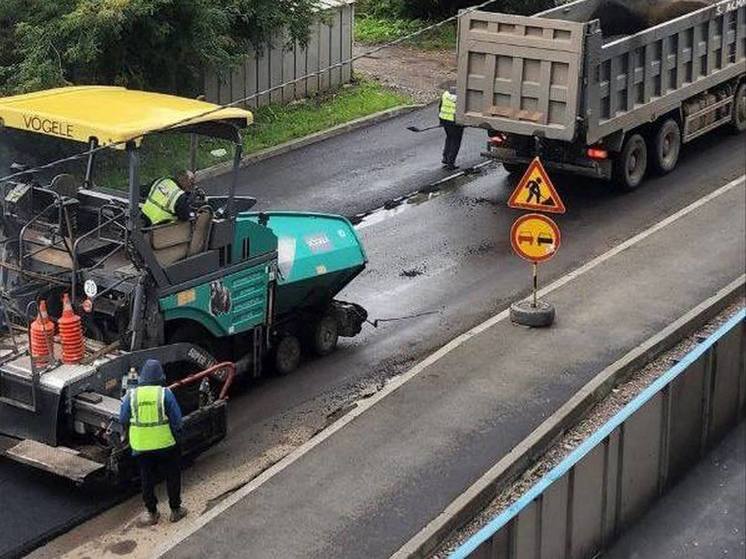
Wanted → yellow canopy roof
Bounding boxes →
[0,86,253,148]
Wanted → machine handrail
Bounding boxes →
[17,186,79,271]
[71,207,127,301]
[168,361,236,402]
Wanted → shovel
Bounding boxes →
[406,124,442,133]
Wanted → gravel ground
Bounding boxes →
[431,298,746,558]
[353,45,456,104]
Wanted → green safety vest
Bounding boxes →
[142,178,183,225]
[129,386,176,452]
[439,91,457,122]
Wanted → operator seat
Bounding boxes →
[145,207,213,267]
[188,207,213,256]
[146,221,191,266]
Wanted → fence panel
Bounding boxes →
[329,9,343,88]
[203,1,355,108]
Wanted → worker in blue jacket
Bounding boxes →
[120,359,188,525]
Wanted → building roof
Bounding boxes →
[0,86,253,148]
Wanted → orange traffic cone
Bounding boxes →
[30,300,55,365]
[59,294,85,364]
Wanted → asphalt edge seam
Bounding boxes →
[391,275,746,559]
[154,175,745,557]
[196,104,425,181]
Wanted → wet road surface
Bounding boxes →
[3,105,745,558]
[208,104,487,216]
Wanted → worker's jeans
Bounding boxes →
[137,445,182,513]
[441,120,464,165]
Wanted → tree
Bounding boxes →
[0,0,317,96]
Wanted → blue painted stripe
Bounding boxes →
[449,309,745,559]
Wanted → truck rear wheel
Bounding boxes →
[273,334,301,376]
[310,314,339,357]
[651,119,681,175]
[730,82,746,133]
[613,133,648,191]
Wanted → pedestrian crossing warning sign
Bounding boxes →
[508,158,566,214]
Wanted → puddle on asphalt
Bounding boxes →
[351,162,494,230]
[104,539,137,555]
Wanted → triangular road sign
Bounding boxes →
[508,158,566,214]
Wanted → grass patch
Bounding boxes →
[96,80,411,189]
[244,79,410,154]
[355,17,457,51]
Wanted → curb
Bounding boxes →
[392,276,746,559]
[196,103,425,181]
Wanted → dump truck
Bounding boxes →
[0,87,368,482]
[456,0,746,189]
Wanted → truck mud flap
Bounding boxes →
[0,434,105,484]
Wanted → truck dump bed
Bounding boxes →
[457,0,746,144]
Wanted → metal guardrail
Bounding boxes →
[449,309,745,559]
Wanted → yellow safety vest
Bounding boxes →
[439,91,457,122]
[129,386,176,452]
[142,178,183,225]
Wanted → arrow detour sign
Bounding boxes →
[510,213,561,263]
[508,158,566,214]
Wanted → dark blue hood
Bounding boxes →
[139,359,165,386]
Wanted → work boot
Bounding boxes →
[445,163,460,171]
[139,511,160,527]
[170,507,189,523]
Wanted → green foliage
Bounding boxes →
[355,17,424,44]
[243,80,410,153]
[355,17,457,50]
[0,0,317,96]
[355,0,554,50]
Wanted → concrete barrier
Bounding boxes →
[449,309,745,559]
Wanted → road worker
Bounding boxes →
[119,359,188,525]
[439,84,464,171]
[142,170,196,225]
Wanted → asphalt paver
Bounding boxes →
[0,104,480,559]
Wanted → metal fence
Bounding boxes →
[450,309,746,559]
[203,0,355,108]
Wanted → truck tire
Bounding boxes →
[651,119,681,175]
[310,314,339,357]
[730,82,746,133]
[613,133,648,191]
[503,162,527,176]
[510,300,555,328]
[273,334,301,376]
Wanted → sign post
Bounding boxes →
[507,159,565,327]
[533,262,538,308]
